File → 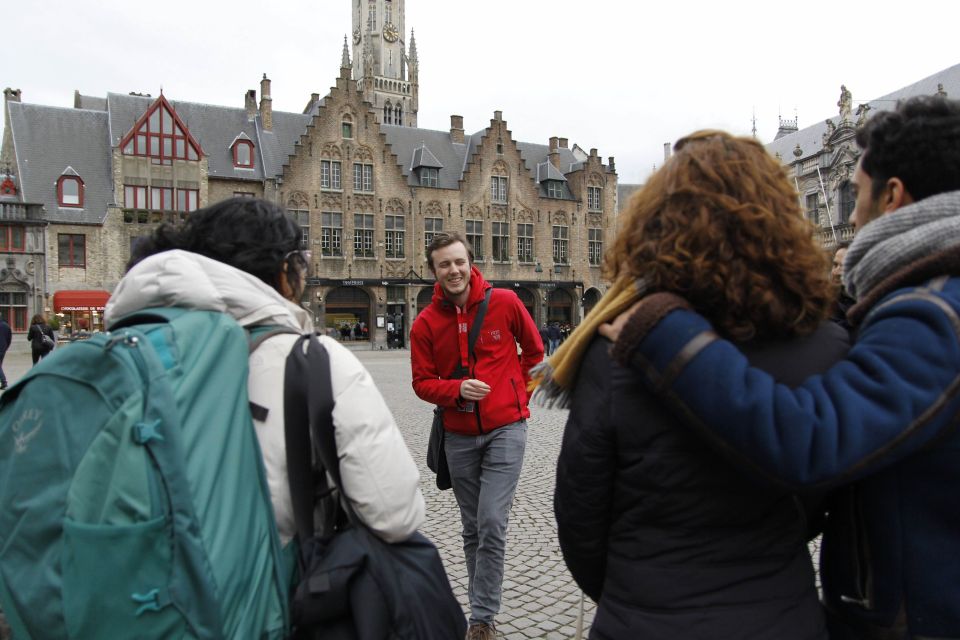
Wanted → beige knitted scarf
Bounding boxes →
[529,276,648,408]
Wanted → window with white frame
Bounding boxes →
[385,214,405,258]
[291,209,310,249]
[321,160,342,190]
[419,167,438,187]
[517,223,533,263]
[353,163,373,192]
[588,228,603,265]
[587,186,602,211]
[492,222,509,262]
[321,212,342,257]
[466,220,484,260]
[354,213,375,257]
[424,217,443,247]
[553,225,569,264]
[491,175,508,203]
[545,180,564,199]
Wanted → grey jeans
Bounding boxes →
[444,420,527,625]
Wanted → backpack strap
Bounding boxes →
[284,335,356,547]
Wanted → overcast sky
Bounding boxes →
[5,0,959,184]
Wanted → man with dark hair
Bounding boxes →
[600,95,960,638]
[410,231,543,640]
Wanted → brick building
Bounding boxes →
[0,0,618,345]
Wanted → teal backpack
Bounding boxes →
[0,307,293,639]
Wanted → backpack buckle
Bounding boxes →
[132,419,164,445]
[131,588,170,616]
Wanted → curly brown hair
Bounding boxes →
[606,130,834,341]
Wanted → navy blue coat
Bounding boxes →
[0,319,11,356]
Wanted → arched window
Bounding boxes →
[383,102,392,125]
[232,139,254,168]
[839,181,855,223]
[395,104,402,127]
[57,175,84,208]
[341,114,354,139]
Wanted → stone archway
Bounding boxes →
[547,288,573,325]
[514,287,536,323]
[326,286,372,341]
[416,287,434,316]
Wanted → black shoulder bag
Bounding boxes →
[284,334,466,640]
[426,287,492,490]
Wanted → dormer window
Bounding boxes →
[232,138,254,168]
[57,175,84,208]
[545,180,564,199]
[419,167,438,187]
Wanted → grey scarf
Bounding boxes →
[844,190,960,300]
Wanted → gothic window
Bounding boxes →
[385,214,405,258]
[367,1,376,30]
[491,175,508,204]
[291,209,310,249]
[395,104,402,127]
[121,97,201,164]
[321,212,343,257]
[354,213,375,257]
[492,221,510,262]
[384,102,392,125]
[553,225,569,264]
[57,175,83,208]
[385,0,392,24]
[353,163,374,192]
[588,228,603,266]
[321,160,342,190]
[517,223,533,263]
[587,186,603,212]
[466,220,484,260]
[424,217,443,246]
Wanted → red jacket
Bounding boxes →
[411,267,544,435]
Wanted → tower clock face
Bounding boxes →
[383,23,399,42]
[353,27,361,44]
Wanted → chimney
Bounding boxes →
[559,137,568,149]
[493,110,502,121]
[3,89,21,137]
[4,88,22,104]
[589,148,598,158]
[450,115,465,144]
[259,74,273,131]
[663,142,671,163]
[608,156,616,173]
[549,136,560,169]
[245,89,257,121]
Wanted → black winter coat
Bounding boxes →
[555,322,849,640]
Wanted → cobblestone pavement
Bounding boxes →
[357,348,595,640]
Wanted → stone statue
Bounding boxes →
[838,85,853,121]
[856,103,872,128]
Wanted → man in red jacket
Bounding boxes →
[411,231,543,640]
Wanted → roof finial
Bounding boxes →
[341,35,351,68]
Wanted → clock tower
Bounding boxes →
[352,0,418,127]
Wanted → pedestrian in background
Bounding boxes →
[410,231,543,640]
[535,130,848,639]
[599,96,960,639]
[26,314,55,365]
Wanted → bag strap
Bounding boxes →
[449,287,492,379]
[284,334,357,545]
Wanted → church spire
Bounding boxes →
[341,34,351,69]
[409,29,418,65]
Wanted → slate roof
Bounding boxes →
[410,143,443,169]
[7,102,113,224]
[381,124,468,189]
[767,63,960,163]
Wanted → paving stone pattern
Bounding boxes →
[357,349,595,639]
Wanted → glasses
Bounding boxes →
[283,249,313,277]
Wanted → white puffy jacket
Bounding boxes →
[104,249,425,544]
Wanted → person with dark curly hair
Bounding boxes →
[598,96,960,639]
[532,130,849,639]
